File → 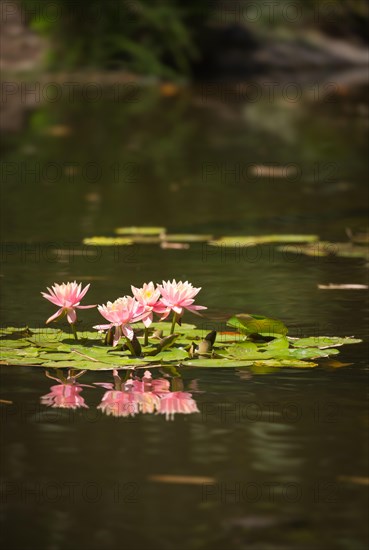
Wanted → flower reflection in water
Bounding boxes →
[96,369,199,420]
[40,368,200,420]
[158,391,199,420]
[40,370,92,409]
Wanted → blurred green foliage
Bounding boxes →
[21,0,209,75]
[19,0,369,75]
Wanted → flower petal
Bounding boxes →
[41,292,63,307]
[142,314,153,328]
[122,324,134,341]
[78,283,91,300]
[46,308,65,324]
[66,308,77,324]
[93,324,113,331]
[113,326,122,347]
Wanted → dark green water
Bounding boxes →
[1,81,368,549]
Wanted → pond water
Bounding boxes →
[1,79,368,549]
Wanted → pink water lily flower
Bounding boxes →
[94,296,146,346]
[157,279,207,320]
[41,281,95,324]
[131,282,166,328]
[157,391,199,420]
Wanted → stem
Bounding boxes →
[170,312,178,335]
[125,338,135,356]
[130,334,142,356]
[144,327,149,346]
[71,323,78,341]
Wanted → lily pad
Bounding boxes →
[83,237,133,246]
[210,235,319,247]
[164,234,213,242]
[227,314,288,337]
[142,348,189,362]
[0,318,361,371]
[291,336,362,348]
[279,242,369,260]
[184,358,253,368]
[115,226,166,236]
[1,357,47,366]
[252,359,318,368]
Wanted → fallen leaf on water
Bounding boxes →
[64,166,80,176]
[44,125,71,137]
[148,475,215,485]
[160,242,190,249]
[325,360,353,368]
[338,476,369,486]
[52,249,99,257]
[160,82,181,97]
[346,228,369,245]
[250,165,298,178]
[318,284,368,290]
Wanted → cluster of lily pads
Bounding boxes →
[82,226,369,260]
[0,278,361,371]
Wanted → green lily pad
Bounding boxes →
[38,352,72,361]
[0,339,31,349]
[291,336,362,348]
[279,242,369,260]
[115,226,166,236]
[164,234,213,242]
[252,359,318,368]
[1,357,47,366]
[142,347,189,362]
[184,358,253,367]
[210,235,319,247]
[83,237,133,246]
[264,337,290,351]
[0,319,361,371]
[273,347,339,360]
[227,314,288,337]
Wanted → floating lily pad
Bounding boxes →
[210,235,319,247]
[114,226,166,236]
[227,314,288,337]
[0,339,31,349]
[274,347,339,360]
[83,237,133,246]
[291,336,362,348]
[184,358,253,368]
[143,348,189,362]
[279,242,369,260]
[252,359,318,368]
[1,357,47,366]
[164,234,213,242]
[318,284,368,290]
[0,317,361,371]
[129,236,162,244]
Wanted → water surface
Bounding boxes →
[1,80,368,549]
